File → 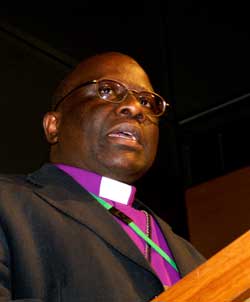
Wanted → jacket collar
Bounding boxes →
[27,164,199,278]
[27,163,163,282]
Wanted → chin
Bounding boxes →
[104,162,150,183]
[97,152,153,182]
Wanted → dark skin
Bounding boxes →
[43,52,159,184]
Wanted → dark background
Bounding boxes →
[0,3,249,252]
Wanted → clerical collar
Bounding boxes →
[55,164,136,206]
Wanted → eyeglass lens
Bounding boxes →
[97,80,165,116]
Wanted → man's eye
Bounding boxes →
[99,84,118,100]
[139,96,152,109]
[100,86,113,95]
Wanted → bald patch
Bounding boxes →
[52,52,153,110]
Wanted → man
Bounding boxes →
[0,52,204,302]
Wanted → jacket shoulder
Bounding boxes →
[0,174,27,186]
[0,174,34,197]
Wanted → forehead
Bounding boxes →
[63,54,154,94]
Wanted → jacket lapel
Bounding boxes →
[27,164,157,278]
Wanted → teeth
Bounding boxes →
[109,131,136,141]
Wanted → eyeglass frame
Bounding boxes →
[52,78,170,117]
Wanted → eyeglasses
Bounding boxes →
[53,79,170,117]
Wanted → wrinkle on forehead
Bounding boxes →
[52,52,153,108]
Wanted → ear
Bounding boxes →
[43,111,61,144]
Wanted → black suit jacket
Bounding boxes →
[0,164,205,302]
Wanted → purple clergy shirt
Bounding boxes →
[55,164,180,287]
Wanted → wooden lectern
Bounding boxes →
[151,231,250,302]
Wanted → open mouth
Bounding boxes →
[108,131,137,141]
[106,123,142,145]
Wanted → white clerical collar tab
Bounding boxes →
[99,176,132,205]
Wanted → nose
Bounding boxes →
[115,93,146,122]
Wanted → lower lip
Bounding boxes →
[107,135,142,148]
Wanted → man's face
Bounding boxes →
[44,54,160,183]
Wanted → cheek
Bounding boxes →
[58,107,89,149]
[144,127,159,162]
[64,101,99,133]
[149,127,159,150]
